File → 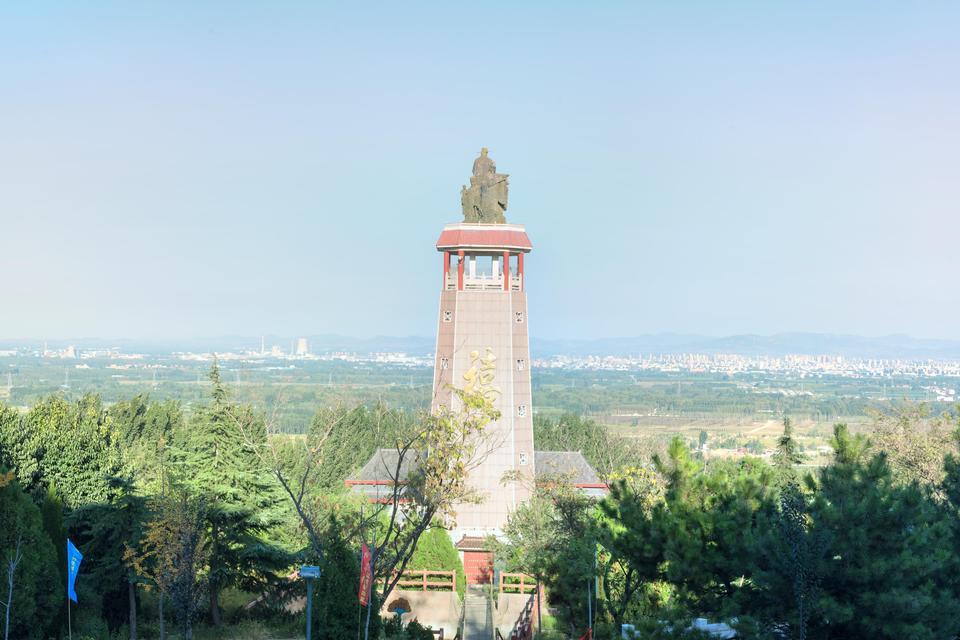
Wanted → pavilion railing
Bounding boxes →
[381,569,457,592]
[499,572,537,594]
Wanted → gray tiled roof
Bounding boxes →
[533,451,602,485]
[347,449,602,490]
[351,448,424,483]
[347,448,424,501]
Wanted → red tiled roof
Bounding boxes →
[455,535,489,551]
[436,227,532,251]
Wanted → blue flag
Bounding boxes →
[67,539,83,603]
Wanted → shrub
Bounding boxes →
[404,527,466,599]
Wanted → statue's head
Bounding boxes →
[480,147,488,156]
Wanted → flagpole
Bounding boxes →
[67,596,72,640]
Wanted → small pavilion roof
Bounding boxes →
[454,535,489,551]
[436,223,532,252]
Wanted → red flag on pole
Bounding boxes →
[358,543,373,605]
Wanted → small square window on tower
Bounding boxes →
[516,359,526,371]
[442,310,453,323]
[440,357,449,370]
[515,311,524,323]
[519,451,528,466]
[517,404,527,417]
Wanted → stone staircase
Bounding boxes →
[461,585,493,640]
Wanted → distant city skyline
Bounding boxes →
[5,331,960,363]
[2,3,958,340]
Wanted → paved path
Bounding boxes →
[462,585,492,640]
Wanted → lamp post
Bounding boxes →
[300,565,321,640]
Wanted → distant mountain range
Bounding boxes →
[4,332,960,360]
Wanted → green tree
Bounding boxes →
[308,515,381,640]
[1,394,124,507]
[127,490,208,640]
[773,417,804,486]
[177,362,288,626]
[38,485,68,637]
[869,403,956,488]
[309,403,409,491]
[804,424,960,639]
[541,484,597,637]
[497,478,597,637]
[70,476,147,639]
[596,477,670,631]
[773,417,803,469]
[652,439,777,617]
[108,395,182,492]
[0,474,59,640]
[534,413,644,479]
[751,482,822,640]
[495,490,559,632]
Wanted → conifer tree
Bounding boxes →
[773,417,804,487]
[178,362,288,625]
[803,425,960,639]
[773,417,803,470]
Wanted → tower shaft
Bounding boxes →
[433,223,534,534]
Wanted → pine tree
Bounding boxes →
[773,417,803,470]
[773,417,804,487]
[177,362,288,625]
[804,425,960,639]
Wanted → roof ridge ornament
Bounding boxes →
[461,147,508,224]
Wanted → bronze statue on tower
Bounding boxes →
[461,147,508,224]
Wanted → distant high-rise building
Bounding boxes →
[295,337,309,356]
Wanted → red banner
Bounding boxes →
[358,543,373,605]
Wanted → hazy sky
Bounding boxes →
[2,2,958,340]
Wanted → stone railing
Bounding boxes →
[444,273,523,292]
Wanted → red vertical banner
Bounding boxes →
[358,543,373,605]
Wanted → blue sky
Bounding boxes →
[1,2,957,340]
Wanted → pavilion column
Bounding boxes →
[503,251,510,291]
[443,251,451,289]
[518,252,525,291]
[457,250,465,291]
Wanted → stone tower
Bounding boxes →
[433,149,534,535]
